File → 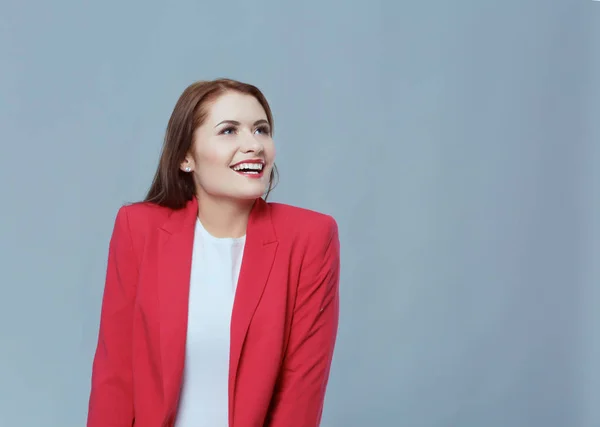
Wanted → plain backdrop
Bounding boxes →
[1,0,599,426]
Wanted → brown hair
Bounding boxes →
[144,78,279,209]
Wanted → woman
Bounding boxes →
[87,78,340,427]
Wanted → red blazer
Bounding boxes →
[87,197,340,427]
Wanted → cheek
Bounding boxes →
[264,139,276,161]
[195,145,232,168]
[194,148,234,193]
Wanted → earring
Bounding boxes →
[185,167,191,172]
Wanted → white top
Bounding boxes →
[175,218,246,427]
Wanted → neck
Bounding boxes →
[196,193,255,238]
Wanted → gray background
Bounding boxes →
[0,0,598,426]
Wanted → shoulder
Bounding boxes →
[266,202,339,247]
[112,201,176,237]
[119,200,172,221]
[267,203,340,287]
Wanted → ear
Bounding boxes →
[180,156,195,173]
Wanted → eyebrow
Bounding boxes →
[215,119,270,128]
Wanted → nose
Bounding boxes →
[240,131,263,154]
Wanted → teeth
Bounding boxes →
[232,163,264,171]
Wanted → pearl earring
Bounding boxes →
[185,167,191,172]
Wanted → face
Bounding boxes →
[181,91,276,201]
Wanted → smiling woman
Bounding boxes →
[86,78,341,427]
[145,80,279,212]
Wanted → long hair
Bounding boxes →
[144,78,279,209]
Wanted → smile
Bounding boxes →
[230,161,265,178]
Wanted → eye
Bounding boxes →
[220,126,236,135]
[255,125,271,135]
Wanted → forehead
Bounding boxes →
[206,91,268,123]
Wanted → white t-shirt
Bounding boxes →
[175,218,246,427]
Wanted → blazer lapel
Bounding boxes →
[229,198,278,424]
[154,197,278,422]
[157,197,198,412]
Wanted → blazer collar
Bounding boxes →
[158,196,276,241]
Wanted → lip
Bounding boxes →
[233,169,265,179]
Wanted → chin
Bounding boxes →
[227,184,268,201]
[236,190,267,200]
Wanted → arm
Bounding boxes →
[87,206,138,427]
[266,216,341,427]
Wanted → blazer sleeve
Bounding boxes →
[87,206,138,427]
[266,215,341,427]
